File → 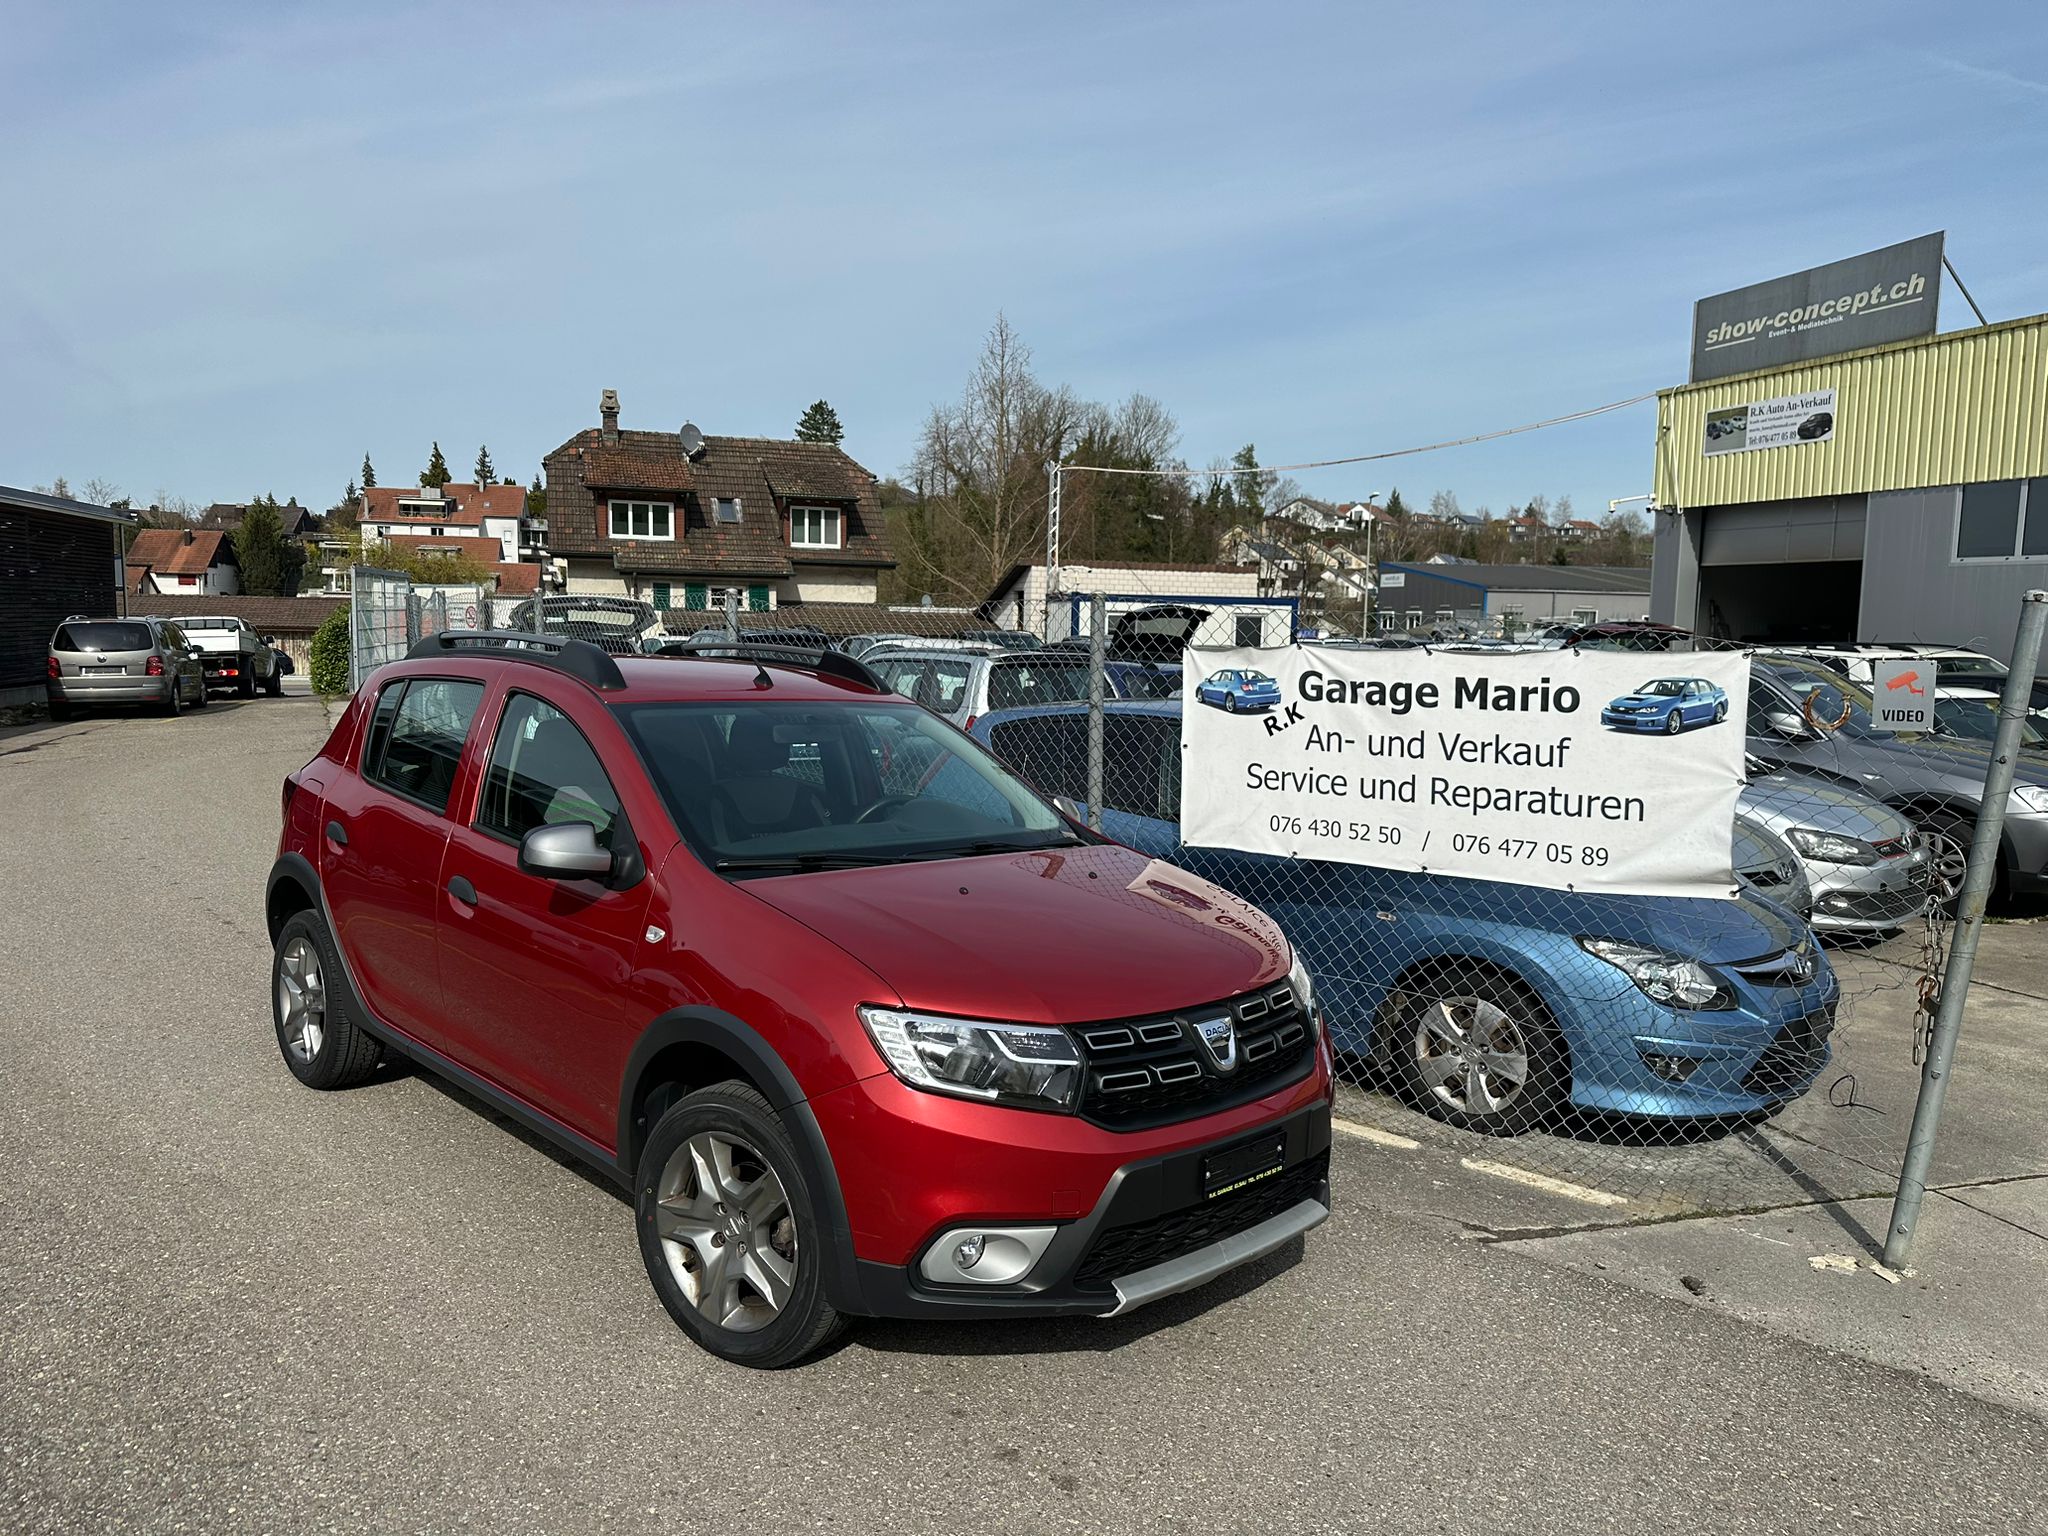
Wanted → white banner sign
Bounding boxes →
[1181,646,1752,897]
[1704,388,1836,456]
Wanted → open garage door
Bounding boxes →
[1694,498,1865,644]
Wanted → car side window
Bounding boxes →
[1105,717,1179,820]
[987,716,1087,802]
[477,694,622,851]
[366,679,484,814]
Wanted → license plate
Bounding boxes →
[84,666,124,675]
[1202,1133,1285,1201]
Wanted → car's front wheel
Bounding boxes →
[272,910,382,1089]
[1664,710,1683,735]
[1391,964,1566,1135]
[636,1082,844,1368]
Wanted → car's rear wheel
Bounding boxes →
[192,676,209,709]
[1228,693,1240,712]
[1664,710,1683,735]
[272,910,381,1089]
[47,698,72,722]
[1392,964,1566,1135]
[238,670,256,699]
[1714,700,1727,723]
[636,1082,844,1369]
[265,667,284,697]
[160,679,182,718]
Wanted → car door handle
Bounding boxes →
[447,875,478,907]
[325,820,348,847]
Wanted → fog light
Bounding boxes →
[1642,1052,1701,1084]
[918,1225,1059,1286]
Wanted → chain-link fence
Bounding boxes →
[343,568,2042,1254]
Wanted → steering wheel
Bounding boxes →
[855,793,918,825]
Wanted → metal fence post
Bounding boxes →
[1883,588,2048,1270]
[1086,590,1106,832]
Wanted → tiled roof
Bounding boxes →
[541,424,892,578]
[362,483,522,527]
[127,527,231,575]
[494,563,541,594]
[126,593,345,633]
[200,501,318,537]
[383,534,506,562]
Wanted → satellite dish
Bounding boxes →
[678,423,705,459]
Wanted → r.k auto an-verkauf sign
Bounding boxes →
[1690,233,1943,383]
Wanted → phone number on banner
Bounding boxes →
[1272,816,1614,871]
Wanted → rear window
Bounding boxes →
[54,622,152,652]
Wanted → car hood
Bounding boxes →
[1609,693,1672,708]
[1741,772,1912,843]
[739,842,1290,1024]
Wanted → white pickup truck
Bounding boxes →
[175,615,284,697]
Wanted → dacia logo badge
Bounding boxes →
[1193,1012,1238,1072]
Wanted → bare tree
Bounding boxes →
[83,477,122,506]
[902,315,1082,604]
[1427,489,1462,522]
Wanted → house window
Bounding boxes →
[1234,614,1263,647]
[652,582,672,611]
[713,498,742,524]
[609,500,674,541]
[789,504,842,549]
[1955,480,2048,561]
[684,584,708,610]
[749,585,771,612]
[1405,609,1423,630]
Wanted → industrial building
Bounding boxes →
[1649,239,2048,668]
[1374,562,1651,635]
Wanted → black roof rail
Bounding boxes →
[404,629,627,691]
[649,640,884,692]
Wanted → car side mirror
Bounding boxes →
[1053,794,1087,823]
[261,634,276,644]
[1763,710,1808,739]
[519,822,614,880]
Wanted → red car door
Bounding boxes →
[435,683,657,1140]
[320,675,486,1049]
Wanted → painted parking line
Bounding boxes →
[1460,1158,1629,1207]
[1332,1117,1421,1151]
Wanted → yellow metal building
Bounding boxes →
[1650,311,2048,662]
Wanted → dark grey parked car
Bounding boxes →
[46,617,207,720]
[1747,655,2048,906]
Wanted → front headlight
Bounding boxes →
[2011,784,2048,816]
[1576,937,1734,1010]
[1786,826,1879,866]
[1287,950,1321,1035]
[858,1007,1082,1112]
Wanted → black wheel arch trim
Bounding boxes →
[619,1008,864,1315]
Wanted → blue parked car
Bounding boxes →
[1602,676,1730,735]
[971,700,1837,1134]
[1194,667,1282,713]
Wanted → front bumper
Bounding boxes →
[1807,852,1929,934]
[2006,811,2048,894]
[843,1098,1333,1320]
[1600,709,1666,732]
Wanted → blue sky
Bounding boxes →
[3,1,2045,518]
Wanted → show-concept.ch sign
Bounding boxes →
[1181,645,1752,898]
[1704,388,1837,456]
[1690,233,1943,382]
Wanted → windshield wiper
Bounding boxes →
[898,835,1089,861]
[714,852,891,875]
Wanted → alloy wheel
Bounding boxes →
[1921,827,1970,906]
[1413,995,1530,1115]
[654,1131,797,1333]
[277,935,326,1061]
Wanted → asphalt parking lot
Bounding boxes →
[3,696,2045,1533]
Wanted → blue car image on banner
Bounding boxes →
[1602,677,1730,736]
[1195,668,1282,714]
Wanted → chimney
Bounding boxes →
[600,388,621,446]
[183,528,194,545]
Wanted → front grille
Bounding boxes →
[1741,1006,1835,1096]
[1075,984,1315,1129]
[1872,834,1917,860]
[1073,1152,1330,1292]
[1731,944,1818,987]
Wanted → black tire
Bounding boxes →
[1664,710,1683,735]
[192,675,209,709]
[271,910,381,1089]
[238,669,257,699]
[1228,693,1240,713]
[160,679,182,718]
[1389,962,1567,1136]
[265,667,284,697]
[635,1082,845,1369]
[47,698,72,722]
[1714,700,1727,723]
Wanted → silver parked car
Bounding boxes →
[1735,813,1813,923]
[870,648,1094,728]
[46,616,207,720]
[1740,762,1927,935]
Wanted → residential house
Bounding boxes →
[359,481,529,563]
[126,527,241,596]
[0,484,135,708]
[381,534,541,597]
[1272,497,1381,534]
[199,500,320,539]
[984,560,1294,647]
[539,390,894,614]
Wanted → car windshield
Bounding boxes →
[1758,663,1886,739]
[54,621,152,651]
[1935,655,2008,684]
[1640,679,1687,696]
[1934,696,2048,748]
[619,699,1075,873]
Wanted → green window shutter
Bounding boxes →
[748,585,770,612]
[684,584,708,610]
[652,582,672,611]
